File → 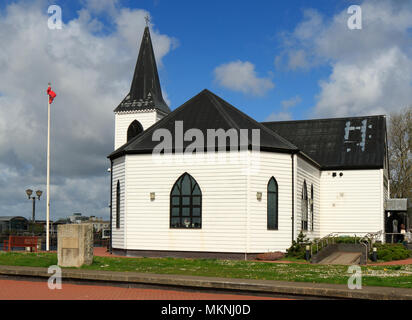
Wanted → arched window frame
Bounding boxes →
[127,120,143,142]
[170,173,202,229]
[301,180,308,231]
[311,184,314,231]
[267,177,278,230]
[116,180,120,229]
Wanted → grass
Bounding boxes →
[0,251,411,288]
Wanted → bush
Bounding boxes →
[374,244,411,262]
[286,232,311,259]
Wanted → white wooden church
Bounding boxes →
[108,26,390,259]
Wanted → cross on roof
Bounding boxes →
[145,15,150,27]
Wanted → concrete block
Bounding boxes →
[58,224,93,267]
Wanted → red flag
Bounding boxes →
[47,86,57,104]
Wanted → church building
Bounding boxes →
[108,25,390,259]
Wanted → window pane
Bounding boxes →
[182,207,190,216]
[182,217,191,228]
[182,196,190,205]
[192,218,201,228]
[171,207,179,217]
[268,178,277,192]
[181,175,191,195]
[172,197,179,205]
[193,196,200,205]
[193,207,201,216]
[171,185,180,196]
[193,184,201,195]
[171,218,180,228]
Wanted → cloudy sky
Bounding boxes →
[0,0,411,221]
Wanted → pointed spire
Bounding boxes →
[115,25,170,114]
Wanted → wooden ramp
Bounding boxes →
[318,252,361,265]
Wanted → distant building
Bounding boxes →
[0,216,28,233]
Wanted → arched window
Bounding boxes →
[127,120,143,142]
[267,177,278,230]
[116,181,120,229]
[170,173,202,229]
[301,180,308,231]
[311,184,314,231]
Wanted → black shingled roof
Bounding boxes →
[114,27,170,114]
[262,115,387,170]
[109,89,298,159]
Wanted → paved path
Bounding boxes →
[0,279,288,300]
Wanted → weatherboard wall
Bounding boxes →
[111,157,125,249]
[123,151,249,253]
[295,156,321,240]
[248,151,294,252]
[114,110,157,149]
[319,169,384,237]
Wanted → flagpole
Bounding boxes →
[46,83,51,251]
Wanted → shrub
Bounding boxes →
[374,244,411,262]
[286,232,311,259]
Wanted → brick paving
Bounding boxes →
[0,279,289,300]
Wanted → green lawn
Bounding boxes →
[0,251,411,288]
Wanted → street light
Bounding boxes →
[26,189,42,223]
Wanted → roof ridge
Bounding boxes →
[208,91,298,150]
[262,114,386,125]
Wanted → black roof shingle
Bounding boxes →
[262,115,387,170]
[109,89,299,159]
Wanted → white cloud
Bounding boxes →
[265,111,292,122]
[0,1,176,219]
[281,95,302,108]
[213,60,274,96]
[278,0,412,117]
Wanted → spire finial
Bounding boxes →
[144,15,150,27]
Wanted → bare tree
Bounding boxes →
[388,106,412,199]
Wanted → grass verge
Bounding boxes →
[0,251,411,288]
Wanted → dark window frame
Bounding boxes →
[267,177,279,230]
[116,180,120,229]
[127,120,143,142]
[301,180,308,231]
[170,173,202,229]
[311,184,314,231]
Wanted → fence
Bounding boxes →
[0,231,108,251]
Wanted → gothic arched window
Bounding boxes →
[311,184,314,231]
[127,120,143,142]
[267,177,278,230]
[170,173,202,229]
[116,180,120,229]
[301,181,308,231]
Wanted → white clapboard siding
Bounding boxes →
[319,169,384,237]
[248,152,294,252]
[295,156,321,240]
[123,151,250,253]
[114,110,157,150]
[111,157,125,249]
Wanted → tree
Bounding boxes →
[388,107,412,199]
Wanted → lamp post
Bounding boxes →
[26,189,42,224]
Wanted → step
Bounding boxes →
[318,252,361,265]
